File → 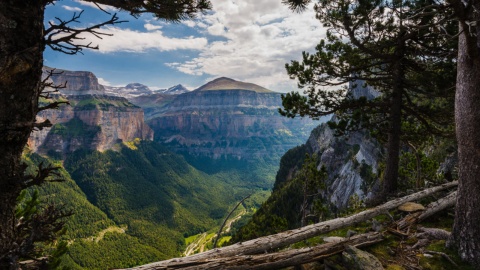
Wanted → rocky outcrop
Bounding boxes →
[342,245,385,270]
[43,66,105,94]
[28,95,153,156]
[305,121,382,209]
[145,79,319,161]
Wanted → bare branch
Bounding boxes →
[44,11,127,55]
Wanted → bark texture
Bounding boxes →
[450,2,480,266]
[130,233,383,270]
[0,1,46,269]
[128,181,457,270]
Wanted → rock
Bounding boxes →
[43,66,105,93]
[146,77,319,161]
[398,202,425,212]
[372,219,384,232]
[347,230,358,238]
[28,95,153,156]
[342,245,385,270]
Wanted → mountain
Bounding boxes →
[139,77,320,187]
[43,66,105,95]
[145,77,318,160]
[195,77,272,93]
[28,95,153,158]
[156,84,189,95]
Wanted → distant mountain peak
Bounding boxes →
[125,83,151,93]
[196,77,274,93]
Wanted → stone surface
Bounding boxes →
[43,66,105,93]
[342,245,385,270]
[398,202,425,212]
[28,95,153,156]
[143,79,320,161]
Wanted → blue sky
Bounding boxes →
[44,0,326,92]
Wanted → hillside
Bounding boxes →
[27,139,253,269]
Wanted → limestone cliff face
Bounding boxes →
[29,95,153,156]
[43,67,105,94]
[305,122,382,209]
[145,78,319,161]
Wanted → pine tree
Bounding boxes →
[280,0,456,198]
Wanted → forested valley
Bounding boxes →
[2,0,480,269]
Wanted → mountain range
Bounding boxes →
[28,67,322,268]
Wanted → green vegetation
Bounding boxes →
[73,97,138,111]
[22,139,275,269]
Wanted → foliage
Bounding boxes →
[279,0,456,196]
[231,153,330,242]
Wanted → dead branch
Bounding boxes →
[127,232,383,270]
[44,11,126,55]
[213,193,251,248]
[395,190,457,231]
[424,250,458,267]
[416,227,451,241]
[128,181,457,270]
[22,162,62,188]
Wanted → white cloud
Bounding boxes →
[62,5,82,12]
[166,0,326,92]
[182,20,197,28]
[77,27,208,53]
[73,0,118,12]
[97,77,111,86]
[144,23,163,31]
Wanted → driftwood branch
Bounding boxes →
[127,181,457,270]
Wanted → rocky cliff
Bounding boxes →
[43,66,105,94]
[29,95,153,157]
[144,78,319,161]
[307,122,381,209]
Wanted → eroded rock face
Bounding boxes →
[147,89,318,161]
[43,67,105,94]
[303,121,382,209]
[28,95,153,156]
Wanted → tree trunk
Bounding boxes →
[449,8,480,267]
[0,1,45,268]
[382,44,405,196]
[129,232,383,270]
[128,181,457,270]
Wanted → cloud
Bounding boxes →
[97,77,111,86]
[77,27,208,53]
[62,5,82,12]
[73,0,118,12]
[166,0,326,92]
[144,23,163,31]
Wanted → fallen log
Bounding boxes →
[395,190,457,231]
[133,232,383,270]
[127,181,457,270]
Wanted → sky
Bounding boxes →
[44,0,326,92]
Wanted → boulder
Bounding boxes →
[342,245,384,270]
